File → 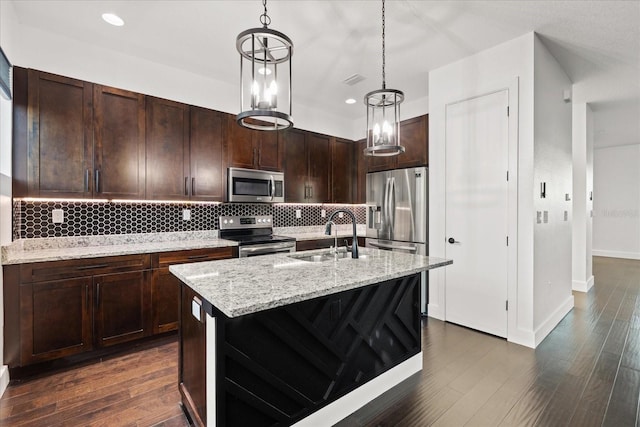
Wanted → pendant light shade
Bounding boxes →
[236,0,293,131]
[364,0,404,156]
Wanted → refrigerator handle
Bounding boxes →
[385,177,392,233]
[389,176,396,235]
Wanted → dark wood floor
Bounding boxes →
[1,256,639,426]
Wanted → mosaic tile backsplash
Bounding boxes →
[13,200,366,240]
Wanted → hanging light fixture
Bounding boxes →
[364,0,404,156]
[236,0,293,131]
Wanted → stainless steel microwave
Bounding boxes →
[227,167,285,203]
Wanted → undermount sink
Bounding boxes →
[288,251,367,263]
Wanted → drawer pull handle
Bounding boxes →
[76,264,109,270]
[187,255,210,260]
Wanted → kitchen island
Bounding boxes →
[170,248,451,426]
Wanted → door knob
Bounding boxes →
[448,237,459,244]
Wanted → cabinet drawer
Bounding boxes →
[20,254,151,283]
[153,247,235,269]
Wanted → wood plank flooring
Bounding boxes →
[1,256,639,426]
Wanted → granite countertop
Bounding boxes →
[170,248,452,318]
[1,225,368,265]
[0,231,237,265]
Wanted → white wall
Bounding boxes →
[572,103,594,291]
[10,22,357,140]
[531,37,574,340]
[593,144,640,259]
[429,32,574,348]
[0,0,17,397]
[429,32,535,346]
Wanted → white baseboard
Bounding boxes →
[293,353,422,426]
[0,365,9,398]
[572,275,594,292]
[593,249,640,260]
[534,295,574,347]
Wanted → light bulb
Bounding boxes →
[373,123,381,144]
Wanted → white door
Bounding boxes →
[445,90,509,337]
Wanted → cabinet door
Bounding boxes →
[255,131,281,171]
[94,85,146,199]
[366,148,396,172]
[190,107,225,201]
[94,271,151,347]
[282,129,307,202]
[331,138,353,203]
[354,139,367,204]
[146,97,190,200]
[27,70,93,198]
[307,133,331,203]
[227,114,256,169]
[396,115,428,169]
[20,277,93,364]
[151,268,180,334]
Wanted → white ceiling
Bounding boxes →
[8,0,640,147]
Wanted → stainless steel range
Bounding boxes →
[219,215,296,258]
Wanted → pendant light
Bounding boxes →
[364,0,404,156]
[236,0,293,131]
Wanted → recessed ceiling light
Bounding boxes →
[345,98,357,105]
[102,13,124,27]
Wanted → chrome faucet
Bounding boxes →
[325,209,359,259]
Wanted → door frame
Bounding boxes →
[436,78,519,343]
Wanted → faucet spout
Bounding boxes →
[327,210,359,259]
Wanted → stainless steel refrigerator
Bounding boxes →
[366,166,428,313]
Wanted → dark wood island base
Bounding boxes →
[179,273,422,426]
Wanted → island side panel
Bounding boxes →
[179,285,208,426]
[219,273,421,426]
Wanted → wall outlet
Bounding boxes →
[295,209,301,219]
[321,209,326,218]
[52,209,64,224]
[183,209,191,221]
[338,212,344,218]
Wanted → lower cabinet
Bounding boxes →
[4,248,235,371]
[21,277,93,364]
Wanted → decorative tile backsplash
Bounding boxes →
[13,200,366,240]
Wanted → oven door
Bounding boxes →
[228,167,284,203]
[238,241,296,258]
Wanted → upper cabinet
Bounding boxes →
[20,69,93,198]
[146,99,226,201]
[363,115,429,173]
[282,129,331,203]
[189,107,226,201]
[331,138,353,204]
[227,115,282,172]
[145,97,190,200]
[94,85,146,199]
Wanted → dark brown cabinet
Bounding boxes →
[20,277,93,364]
[145,97,190,200]
[364,115,429,172]
[151,247,235,334]
[4,254,152,368]
[13,68,148,199]
[354,138,367,204]
[227,115,282,172]
[94,85,146,199]
[22,69,93,198]
[283,129,331,203]
[331,138,353,203]
[94,271,151,347]
[189,107,226,201]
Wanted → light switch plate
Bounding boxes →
[295,209,301,219]
[183,209,191,221]
[543,211,549,223]
[192,297,202,322]
[52,209,64,224]
[338,212,344,218]
[321,209,326,218]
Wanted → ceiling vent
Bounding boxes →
[342,73,366,86]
